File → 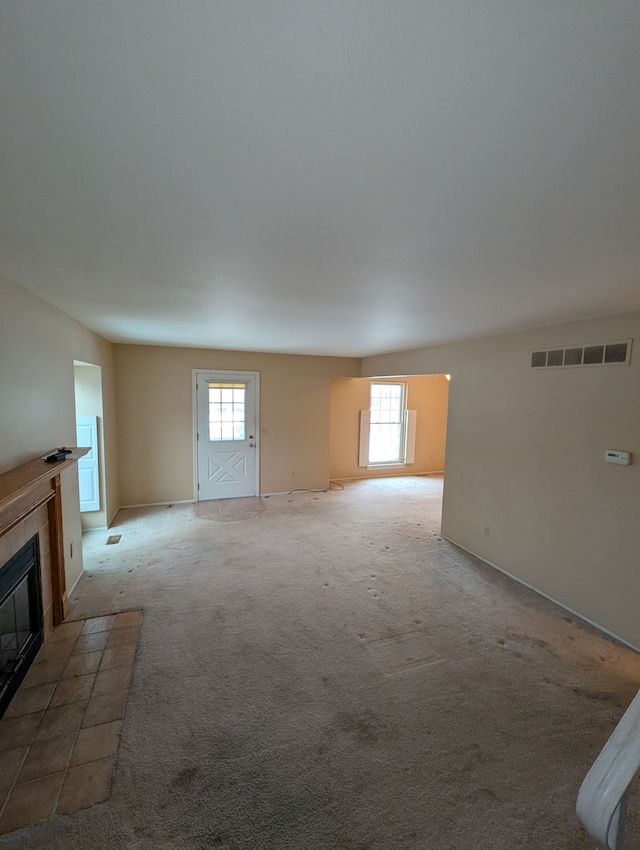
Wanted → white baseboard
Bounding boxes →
[82,507,120,531]
[107,506,120,528]
[67,569,84,600]
[331,471,444,482]
[260,490,332,497]
[441,535,640,655]
[261,474,444,495]
[118,499,195,510]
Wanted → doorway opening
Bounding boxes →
[73,361,107,530]
[329,373,450,527]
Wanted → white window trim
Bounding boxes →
[405,409,417,464]
[369,380,407,466]
[358,409,370,467]
[358,405,417,468]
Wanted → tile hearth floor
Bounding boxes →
[0,610,142,835]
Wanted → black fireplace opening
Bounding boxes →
[0,534,44,719]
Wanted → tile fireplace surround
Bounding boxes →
[0,610,142,833]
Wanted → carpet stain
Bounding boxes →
[460,742,490,769]
[173,767,200,787]
[507,631,550,649]
[335,709,388,744]
[572,687,621,705]
[465,787,499,804]
[366,630,442,674]
[193,829,239,850]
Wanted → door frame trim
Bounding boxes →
[192,369,261,502]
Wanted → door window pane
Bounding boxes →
[208,383,246,441]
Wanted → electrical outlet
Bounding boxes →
[483,525,490,537]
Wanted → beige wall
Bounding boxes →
[330,375,449,479]
[114,344,359,505]
[74,365,103,417]
[0,274,119,590]
[363,310,640,648]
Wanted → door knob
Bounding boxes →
[249,443,255,448]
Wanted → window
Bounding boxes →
[358,383,416,468]
[368,382,406,463]
[358,381,417,467]
[208,382,246,441]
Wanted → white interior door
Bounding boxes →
[195,371,259,501]
[76,415,100,512]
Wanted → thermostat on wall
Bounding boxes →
[604,450,631,465]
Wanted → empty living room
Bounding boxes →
[1,2,640,848]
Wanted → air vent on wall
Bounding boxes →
[531,339,632,369]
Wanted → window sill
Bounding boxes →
[367,462,406,470]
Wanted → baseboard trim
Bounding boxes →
[107,507,120,528]
[441,535,640,654]
[331,471,444,482]
[260,489,332,497]
[261,473,444,495]
[119,499,195,509]
[67,569,84,600]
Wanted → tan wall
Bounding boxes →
[74,365,103,416]
[0,274,119,590]
[363,310,640,648]
[114,344,359,505]
[329,375,449,479]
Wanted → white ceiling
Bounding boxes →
[1,2,639,357]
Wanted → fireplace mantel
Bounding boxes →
[0,448,89,625]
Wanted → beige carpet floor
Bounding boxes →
[194,497,267,523]
[2,475,640,849]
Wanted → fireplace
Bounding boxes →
[0,447,88,718]
[0,534,44,718]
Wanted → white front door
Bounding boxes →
[194,371,259,501]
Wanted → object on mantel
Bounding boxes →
[45,447,73,463]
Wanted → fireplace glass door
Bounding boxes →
[0,535,44,718]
